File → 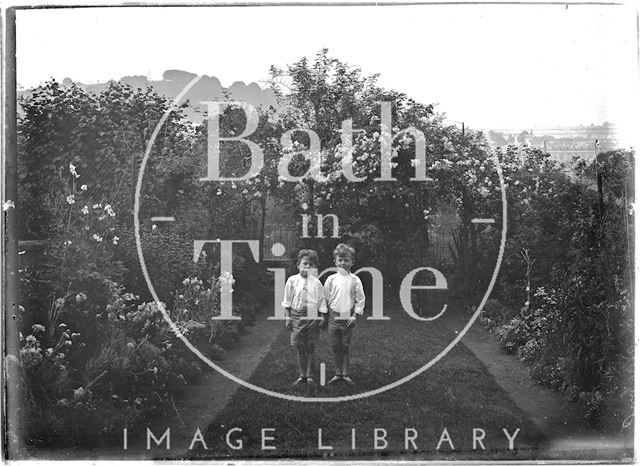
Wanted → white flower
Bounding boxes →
[2,200,15,211]
[69,163,80,179]
[410,158,421,167]
[65,240,72,246]
[92,203,101,209]
[372,132,380,139]
[92,234,103,242]
[104,204,115,217]
[81,205,89,215]
[66,195,75,205]
[112,236,119,245]
[80,184,87,191]
[73,387,85,400]
[152,224,157,231]
[32,324,45,333]
[301,202,308,211]
[219,272,236,291]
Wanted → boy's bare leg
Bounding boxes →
[305,350,314,378]
[341,349,355,385]
[342,349,350,376]
[297,348,307,378]
[333,348,343,376]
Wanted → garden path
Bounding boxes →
[32,308,283,460]
[440,303,632,460]
[152,313,284,458]
[33,301,631,461]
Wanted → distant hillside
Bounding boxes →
[19,69,279,121]
[19,70,622,165]
[482,124,621,164]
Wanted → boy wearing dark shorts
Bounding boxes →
[283,249,327,385]
[322,244,365,386]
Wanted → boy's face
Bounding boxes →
[335,254,353,271]
[298,257,313,276]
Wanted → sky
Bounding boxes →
[14,3,640,142]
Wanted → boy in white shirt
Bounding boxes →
[283,249,327,385]
[322,243,365,386]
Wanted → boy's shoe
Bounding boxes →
[342,375,355,386]
[306,377,316,386]
[327,375,342,384]
[292,376,307,386]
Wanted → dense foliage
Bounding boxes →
[476,149,634,429]
[14,50,633,445]
[16,80,269,445]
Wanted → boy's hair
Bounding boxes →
[297,249,318,266]
[333,243,355,261]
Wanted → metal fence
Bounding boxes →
[261,217,460,265]
[262,224,300,261]
[428,223,456,265]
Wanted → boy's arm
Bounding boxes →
[321,277,333,329]
[346,278,365,328]
[324,275,335,304]
[282,276,294,309]
[282,277,294,329]
[353,276,365,316]
[316,280,328,315]
[316,280,329,329]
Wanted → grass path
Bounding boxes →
[26,309,284,460]
[440,300,634,461]
[191,297,545,460]
[29,295,632,461]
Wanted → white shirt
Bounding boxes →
[324,268,365,317]
[282,273,327,314]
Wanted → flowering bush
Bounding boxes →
[471,148,634,429]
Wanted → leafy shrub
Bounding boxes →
[478,298,513,331]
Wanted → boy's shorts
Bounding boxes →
[328,310,354,350]
[290,307,320,351]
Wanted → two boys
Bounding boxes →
[282,244,365,386]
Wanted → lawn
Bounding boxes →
[190,295,544,460]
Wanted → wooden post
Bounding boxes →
[3,7,24,456]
